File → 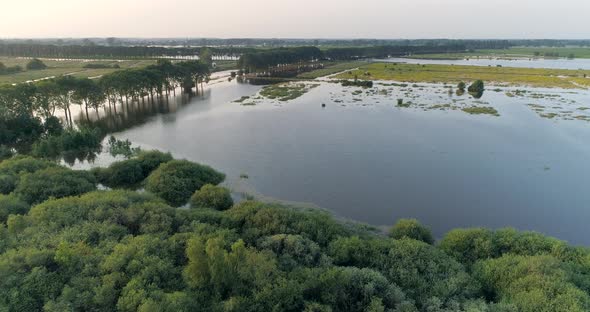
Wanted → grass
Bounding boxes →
[259,83,318,101]
[333,62,590,89]
[0,57,156,85]
[461,106,500,116]
[297,61,368,79]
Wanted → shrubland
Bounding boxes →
[0,152,588,312]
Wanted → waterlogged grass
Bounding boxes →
[0,57,156,84]
[233,96,250,103]
[334,63,590,89]
[259,83,319,101]
[461,106,500,116]
[297,61,367,79]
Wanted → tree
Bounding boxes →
[389,219,434,244]
[145,160,225,206]
[190,184,233,210]
[468,80,485,93]
[26,58,47,70]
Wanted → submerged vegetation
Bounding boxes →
[258,83,319,101]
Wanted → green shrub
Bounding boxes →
[14,167,97,204]
[25,58,47,70]
[190,184,233,210]
[389,218,434,244]
[93,150,173,188]
[96,159,144,188]
[145,160,225,206]
[0,145,13,161]
[0,194,29,222]
[0,157,58,194]
[468,80,485,93]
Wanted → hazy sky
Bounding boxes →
[1,0,589,39]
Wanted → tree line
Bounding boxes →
[238,44,469,74]
[0,60,210,153]
[0,43,255,60]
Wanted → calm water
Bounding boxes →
[381,57,590,70]
[79,74,590,245]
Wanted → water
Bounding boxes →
[379,57,590,70]
[83,77,590,245]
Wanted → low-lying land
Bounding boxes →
[334,62,590,89]
[0,57,237,85]
[296,61,368,79]
[0,57,156,85]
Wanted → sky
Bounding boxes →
[1,0,589,39]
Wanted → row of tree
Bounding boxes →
[238,44,469,73]
[0,42,255,59]
[0,60,210,126]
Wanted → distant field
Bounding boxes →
[412,47,590,60]
[297,61,368,79]
[334,62,590,89]
[0,57,156,84]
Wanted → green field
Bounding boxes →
[334,62,590,89]
[297,61,368,79]
[0,57,156,85]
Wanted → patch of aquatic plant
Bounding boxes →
[259,83,318,101]
[234,96,250,103]
[461,106,500,116]
[339,80,373,88]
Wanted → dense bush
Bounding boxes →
[25,58,47,70]
[93,150,173,188]
[0,156,57,194]
[0,154,588,312]
[0,184,588,311]
[0,194,29,222]
[14,167,97,204]
[190,184,233,210]
[468,80,485,93]
[389,218,434,244]
[145,160,225,206]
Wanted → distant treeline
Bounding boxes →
[0,43,255,59]
[238,44,468,72]
[3,38,590,48]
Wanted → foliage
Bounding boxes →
[31,127,104,159]
[0,194,29,222]
[93,150,172,188]
[107,136,141,158]
[0,154,588,311]
[145,160,225,206]
[468,80,485,93]
[26,58,47,70]
[190,184,233,210]
[389,218,434,244]
[13,167,97,204]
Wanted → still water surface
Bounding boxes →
[78,71,590,245]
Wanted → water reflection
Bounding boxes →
[78,89,209,134]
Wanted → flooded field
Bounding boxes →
[63,72,590,245]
